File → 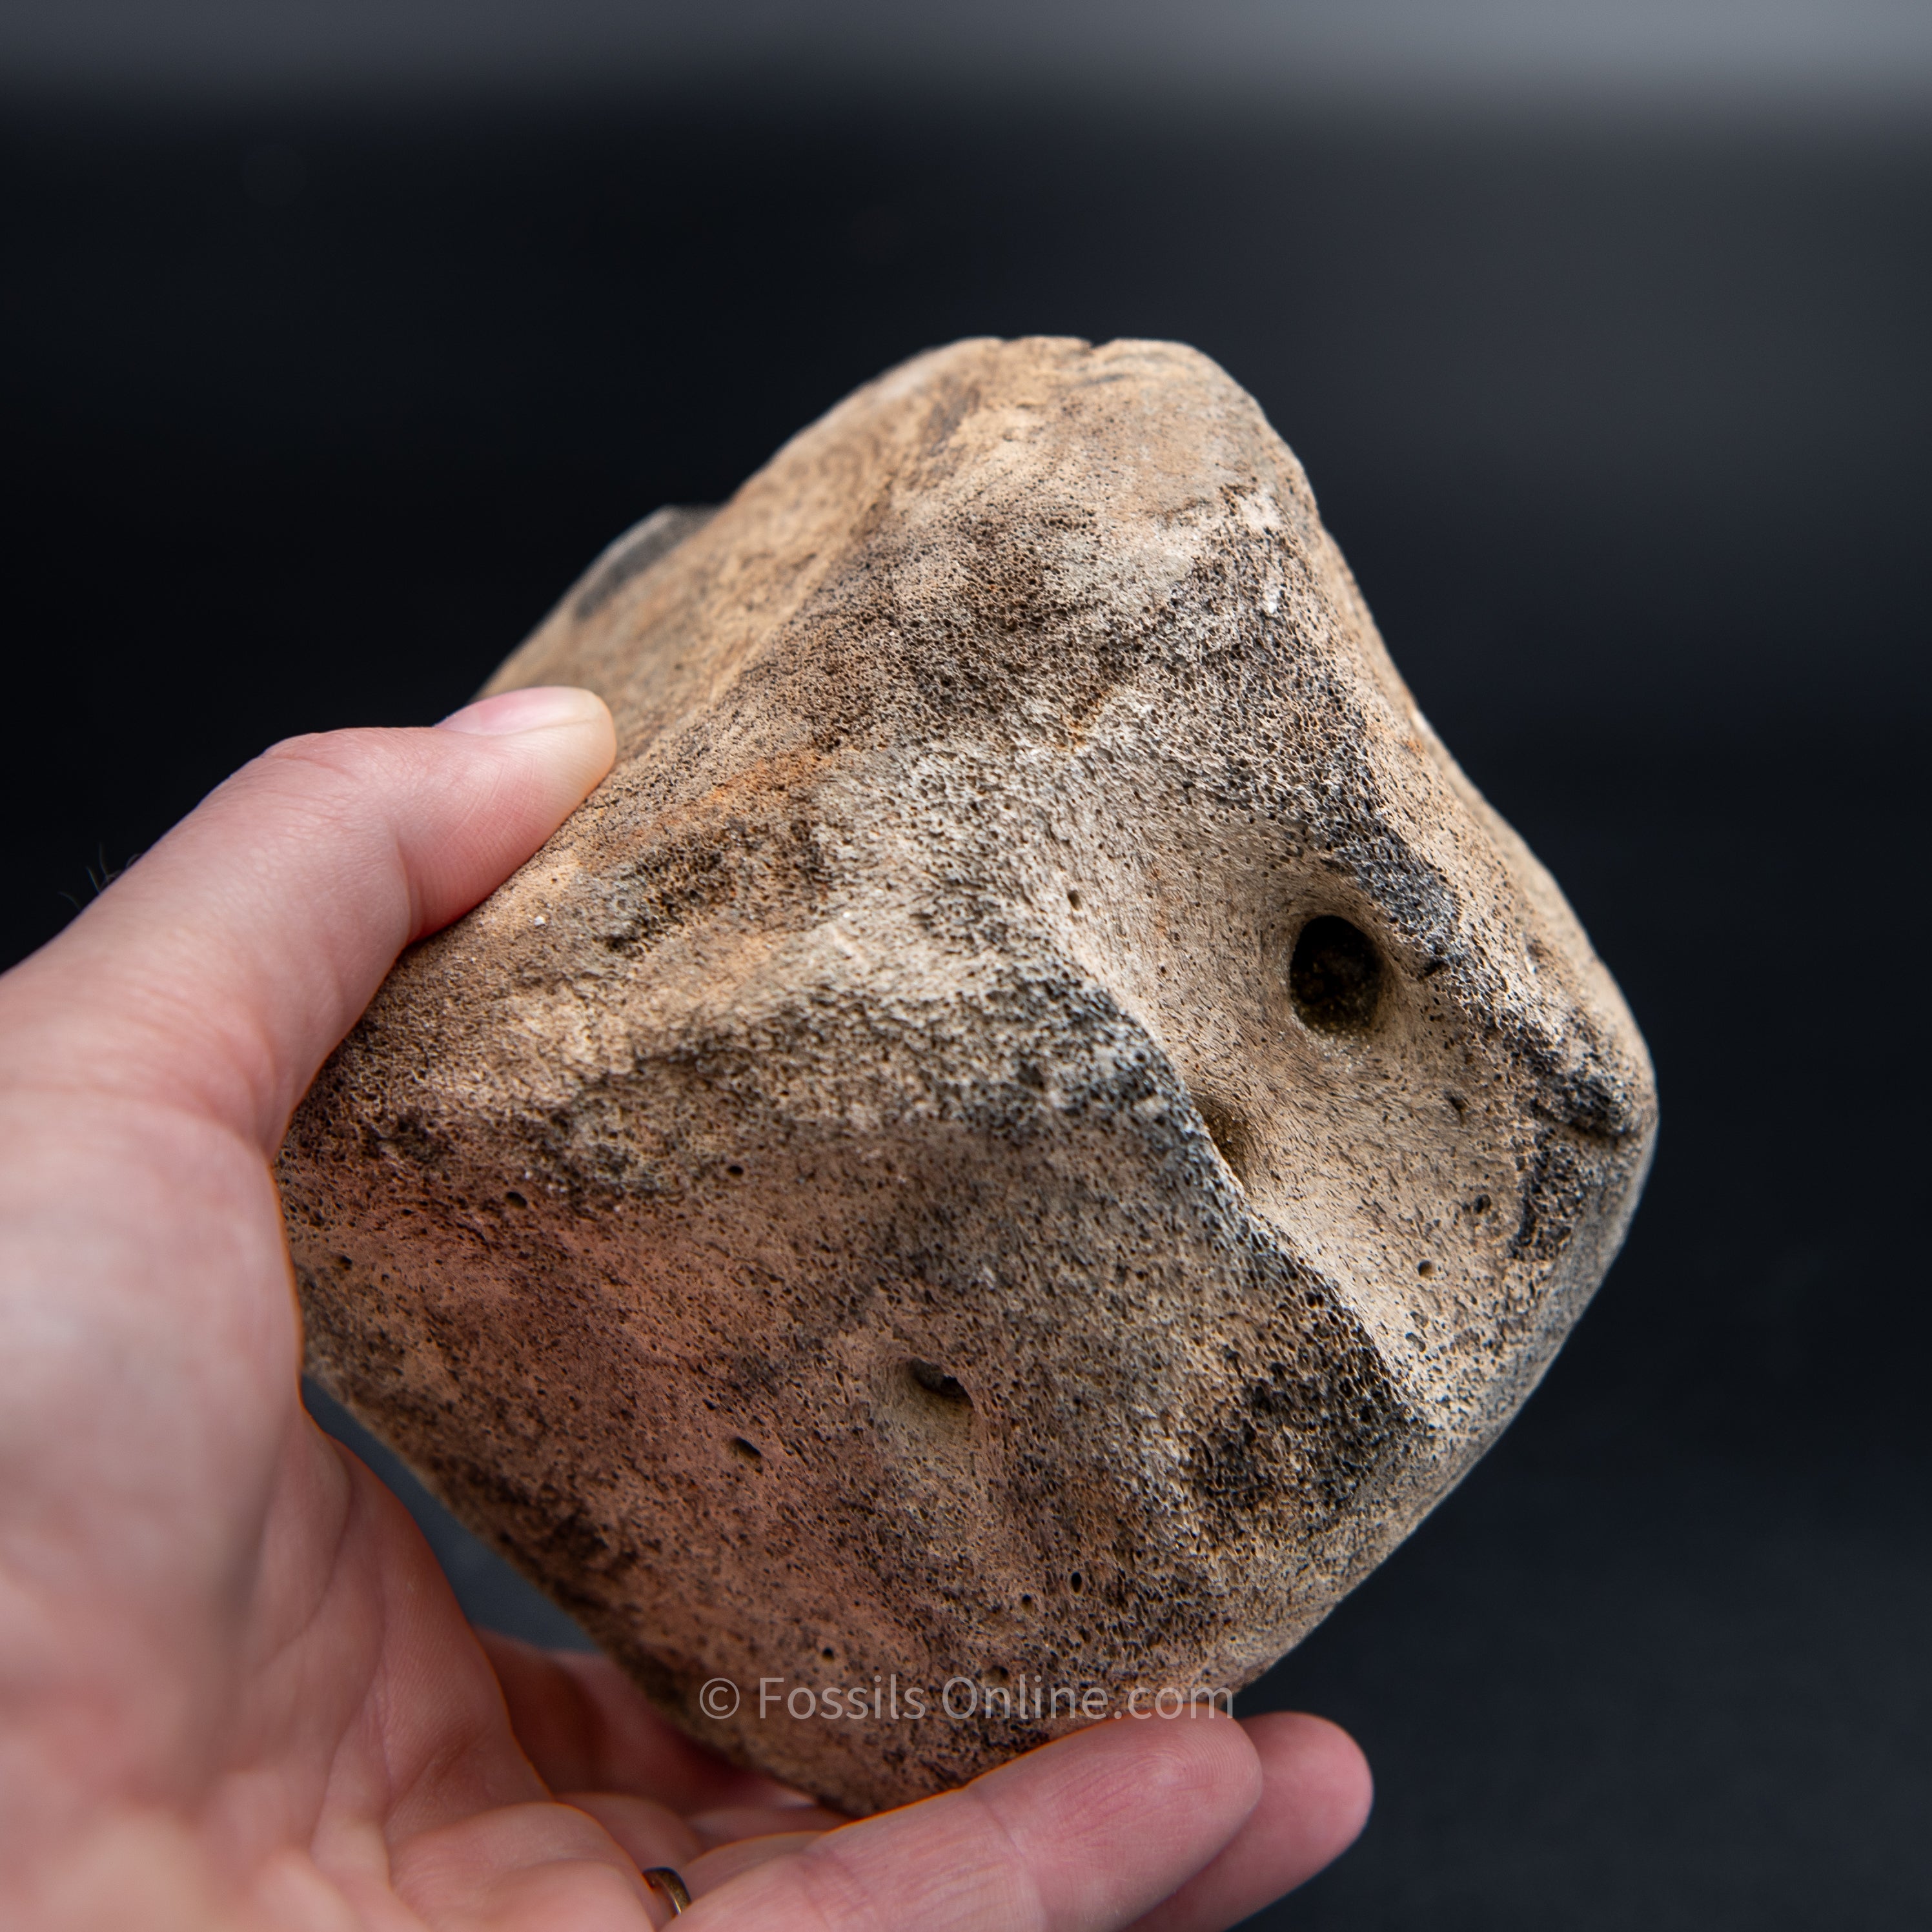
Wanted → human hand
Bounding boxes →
[0,691,1370,1928]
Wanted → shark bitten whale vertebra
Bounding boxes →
[279,337,1657,1814]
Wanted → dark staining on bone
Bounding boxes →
[1520,1027,1642,1141]
[1188,1288,1412,1530]
[1288,915,1384,1035]
[361,1112,454,1177]
[572,504,717,622]
[1507,1137,1591,1266]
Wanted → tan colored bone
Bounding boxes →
[279,337,1656,1813]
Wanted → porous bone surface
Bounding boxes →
[280,338,1657,1812]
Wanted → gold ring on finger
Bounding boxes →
[642,1866,693,1917]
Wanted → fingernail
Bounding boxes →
[436,686,610,737]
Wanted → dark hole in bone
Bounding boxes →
[1066,889,1083,910]
[1070,1570,1084,1594]
[726,1163,744,1177]
[908,1359,971,1405]
[1473,1192,1492,1214]
[503,1189,527,1208]
[728,1436,763,1463]
[1289,915,1383,1033]
[1194,1096,1257,1186]
[1417,1259,1436,1277]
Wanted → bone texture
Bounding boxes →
[280,338,1657,1813]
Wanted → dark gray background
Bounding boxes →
[2,4,1927,1924]
[6,0,1931,103]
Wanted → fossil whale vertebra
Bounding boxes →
[280,337,1656,1813]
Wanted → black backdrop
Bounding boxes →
[3,87,1927,1929]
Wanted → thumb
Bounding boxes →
[0,687,615,1152]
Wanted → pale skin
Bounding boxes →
[0,686,1372,1929]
